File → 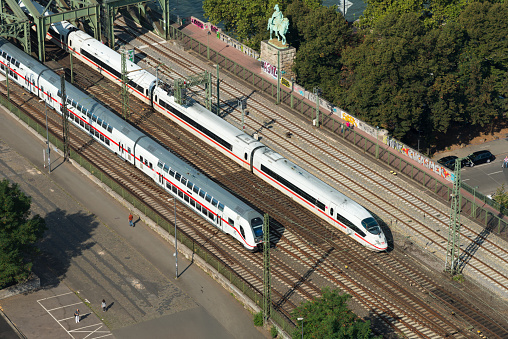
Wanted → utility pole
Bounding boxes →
[121,49,130,120]
[5,61,9,103]
[174,197,178,279]
[445,158,466,275]
[276,50,280,104]
[313,87,321,128]
[61,74,70,161]
[263,213,271,325]
[216,64,220,115]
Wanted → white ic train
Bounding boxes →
[20,0,387,251]
[0,37,264,251]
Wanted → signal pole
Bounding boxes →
[61,74,70,161]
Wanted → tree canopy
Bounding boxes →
[0,179,46,288]
[291,287,377,338]
[203,0,508,149]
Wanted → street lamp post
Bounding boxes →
[473,186,478,218]
[297,317,304,339]
[376,126,379,158]
[277,49,280,104]
[207,31,211,60]
[174,197,178,279]
[45,102,51,173]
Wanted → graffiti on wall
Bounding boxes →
[191,17,204,29]
[262,61,277,79]
[281,77,291,89]
[340,111,357,127]
[385,138,453,181]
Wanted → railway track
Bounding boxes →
[107,17,508,337]
[7,18,503,336]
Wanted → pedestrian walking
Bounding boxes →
[129,213,133,227]
[503,156,508,168]
[74,309,80,323]
[101,299,106,312]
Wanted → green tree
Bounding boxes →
[0,179,46,288]
[287,2,353,103]
[492,184,508,210]
[203,0,321,49]
[291,287,376,338]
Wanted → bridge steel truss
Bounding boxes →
[1,0,101,62]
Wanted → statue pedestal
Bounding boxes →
[260,40,296,81]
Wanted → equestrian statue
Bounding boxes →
[267,4,289,46]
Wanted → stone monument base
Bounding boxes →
[260,40,296,81]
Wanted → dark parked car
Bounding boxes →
[437,156,458,170]
[464,150,495,166]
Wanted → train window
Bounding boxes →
[1,51,6,58]
[1,64,4,71]
[187,181,193,189]
[181,177,187,185]
[240,226,245,239]
[157,161,163,169]
[77,104,82,112]
[155,95,157,102]
[172,185,177,194]
[218,203,224,212]
[80,120,85,127]
[201,208,207,216]
[195,204,201,212]
[228,218,234,227]
[105,139,110,146]
[184,194,189,203]
[178,190,183,199]
[15,61,20,68]
[190,200,195,208]
[72,100,77,108]
[102,121,107,129]
[92,115,97,122]
[95,130,100,138]
[193,186,199,194]
[57,90,61,97]
[85,124,90,131]
[70,40,72,47]
[208,212,214,221]
[211,199,218,207]
[163,164,169,173]
[175,172,181,181]
[199,190,205,199]
[107,126,113,133]
[244,153,247,160]
[7,55,11,62]
[149,163,153,169]
[330,208,334,216]
[166,182,171,189]
[337,213,366,238]
[169,169,175,177]
[140,155,144,163]
[205,194,212,203]
[100,134,105,142]
[97,118,103,126]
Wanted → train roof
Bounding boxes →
[137,137,256,217]
[261,148,370,220]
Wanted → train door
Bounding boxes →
[329,203,338,227]
[158,172,163,186]
[29,74,35,94]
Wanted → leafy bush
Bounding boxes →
[253,311,263,326]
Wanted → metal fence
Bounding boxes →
[167,26,508,237]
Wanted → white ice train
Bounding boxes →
[0,37,264,251]
[20,0,387,251]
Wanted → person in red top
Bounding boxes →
[129,213,134,227]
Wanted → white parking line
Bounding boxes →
[37,291,73,301]
[37,298,79,339]
[37,294,112,339]
[488,170,503,175]
[48,301,83,312]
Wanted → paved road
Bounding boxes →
[0,105,269,339]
